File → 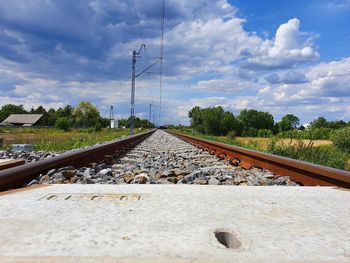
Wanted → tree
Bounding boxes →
[188,106,240,135]
[99,117,110,128]
[310,117,328,129]
[328,120,347,129]
[220,111,235,135]
[202,106,225,135]
[237,109,258,133]
[331,127,350,153]
[72,101,100,127]
[0,104,27,122]
[31,105,48,126]
[237,109,274,136]
[119,118,127,127]
[188,106,205,133]
[122,117,153,128]
[46,108,57,126]
[55,117,72,131]
[278,114,300,131]
[56,105,74,118]
[256,111,274,130]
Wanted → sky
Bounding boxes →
[0,0,349,125]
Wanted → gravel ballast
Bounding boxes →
[26,130,298,186]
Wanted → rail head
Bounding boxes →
[168,131,350,188]
[0,130,156,191]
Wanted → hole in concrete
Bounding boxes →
[214,230,242,250]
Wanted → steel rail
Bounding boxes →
[0,130,155,191]
[168,131,350,188]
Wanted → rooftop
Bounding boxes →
[2,114,43,125]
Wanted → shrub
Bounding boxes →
[268,140,349,170]
[94,122,102,132]
[55,117,72,131]
[242,127,258,137]
[278,130,300,139]
[331,127,350,153]
[257,129,273,138]
[227,130,236,140]
[345,159,350,171]
[0,137,3,149]
[303,128,332,140]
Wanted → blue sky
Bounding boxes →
[0,0,349,125]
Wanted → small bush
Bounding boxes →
[268,139,349,170]
[94,122,102,132]
[331,127,350,153]
[227,130,236,140]
[306,128,332,140]
[242,127,258,137]
[257,129,273,138]
[345,159,350,171]
[55,117,72,131]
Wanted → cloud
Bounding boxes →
[0,1,348,125]
[254,57,350,122]
[265,71,308,84]
[325,0,350,11]
[245,18,319,70]
[307,57,350,97]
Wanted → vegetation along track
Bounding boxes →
[0,130,350,191]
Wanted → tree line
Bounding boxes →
[0,102,154,130]
[188,106,349,138]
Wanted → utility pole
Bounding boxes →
[130,44,145,135]
[130,44,161,135]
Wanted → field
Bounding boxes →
[236,137,332,149]
[0,127,147,151]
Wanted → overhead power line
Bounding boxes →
[159,0,165,120]
[130,0,145,44]
[129,0,165,134]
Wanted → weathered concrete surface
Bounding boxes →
[0,185,349,262]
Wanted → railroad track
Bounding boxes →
[0,129,349,191]
[0,129,350,262]
[168,131,350,188]
[0,130,154,191]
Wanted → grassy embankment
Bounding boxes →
[174,129,350,171]
[0,127,147,151]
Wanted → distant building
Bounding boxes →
[1,114,43,127]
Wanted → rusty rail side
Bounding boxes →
[168,131,350,188]
[0,130,155,191]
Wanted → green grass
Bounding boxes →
[267,139,349,171]
[175,129,350,171]
[0,127,148,151]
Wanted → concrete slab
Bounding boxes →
[0,185,349,262]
